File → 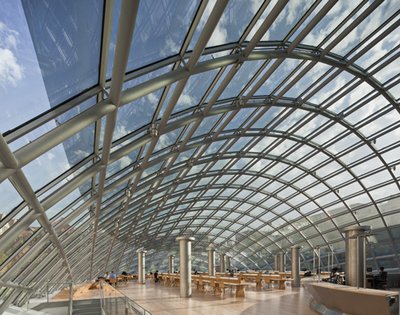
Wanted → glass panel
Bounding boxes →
[22,0,102,106]
[23,124,95,190]
[302,1,360,47]
[0,180,23,219]
[114,88,163,141]
[0,220,42,269]
[9,97,97,151]
[224,108,256,130]
[154,127,183,153]
[174,69,219,114]
[0,1,46,132]
[330,1,399,56]
[221,60,264,99]
[254,59,303,96]
[252,0,315,41]
[126,0,199,71]
[190,0,263,49]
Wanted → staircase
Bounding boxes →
[72,299,102,315]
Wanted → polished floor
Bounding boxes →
[118,280,318,315]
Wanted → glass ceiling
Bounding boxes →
[0,0,400,307]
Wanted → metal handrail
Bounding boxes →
[44,281,75,315]
[98,281,152,315]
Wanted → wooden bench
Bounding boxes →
[262,275,287,290]
[221,282,246,297]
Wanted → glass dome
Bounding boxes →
[0,0,399,308]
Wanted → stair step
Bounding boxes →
[73,300,101,305]
[72,299,102,315]
[72,311,101,315]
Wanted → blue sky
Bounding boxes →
[0,0,50,134]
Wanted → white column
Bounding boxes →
[327,247,331,272]
[137,249,147,284]
[275,255,279,271]
[315,246,320,280]
[207,245,215,276]
[279,251,285,272]
[176,235,195,298]
[168,255,175,273]
[343,225,370,287]
[291,246,301,287]
[226,255,231,270]
[220,253,226,273]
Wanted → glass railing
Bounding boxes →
[5,281,76,315]
[99,281,152,315]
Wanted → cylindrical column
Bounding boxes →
[274,255,279,271]
[226,256,231,270]
[220,253,226,273]
[327,247,331,271]
[176,235,195,298]
[168,255,175,273]
[207,245,215,276]
[343,225,370,287]
[137,249,147,284]
[291,246,301,287]
[279,251,285,272]
[315,246,320,278]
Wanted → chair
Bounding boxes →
[109,278,117,287]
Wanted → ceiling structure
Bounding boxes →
[0,0,399,309]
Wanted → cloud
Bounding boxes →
[177,93,194,107]
[208,23,228,47]
[0,21,23,88]
[146,92,159,105]
[114,125,127,140]
[118,156,132,169]
[250,0,264,15]
[198,0,228,47]
[0,48,23,87]
[160,37,179,58]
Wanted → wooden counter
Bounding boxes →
[304,282,399,315]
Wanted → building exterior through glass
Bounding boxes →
[0,0,399,309]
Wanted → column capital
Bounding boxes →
[136,249,147,253]
[176,235,195,242]
[291,245,301,249]
[207,244,216,251]
[341,225,370,234]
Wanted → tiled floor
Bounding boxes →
[118,280,318,315]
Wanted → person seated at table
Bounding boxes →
[109,271,117,286]
[324,267,339,283]
[229,269,234,277]
[374,266,387,289]
[303,269,312,277]
[154,270,159,283]
[121,271,128,283]
[103,272,111,283]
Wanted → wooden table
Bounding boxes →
[192,275,246,297]
[160,273,180,287]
